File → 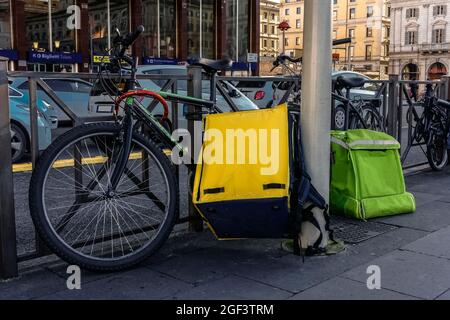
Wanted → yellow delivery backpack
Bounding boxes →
[192,104,329,254]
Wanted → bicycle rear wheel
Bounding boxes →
[350,106,384,132]
[29,122,178,271]
[427,130,448,171]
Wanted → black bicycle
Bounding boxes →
[332,75,385,132]
[271,52,385,132]
[29,26,238,271]
[402,83,450,171]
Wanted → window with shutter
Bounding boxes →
[407,8,419,19]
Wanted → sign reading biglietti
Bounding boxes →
[28,52,83,64]
[143,57,181,65]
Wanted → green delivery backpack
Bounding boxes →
[330,129,416,220]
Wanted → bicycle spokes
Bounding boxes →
[41,132,170,260]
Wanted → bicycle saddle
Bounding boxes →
[336,75,366,89]
[192,58,233,74]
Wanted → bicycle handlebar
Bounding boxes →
[271,54,302,72]
[271,38,352,72]
[123,25,145,48]
[332,38,352,46]
[117,25,145,59]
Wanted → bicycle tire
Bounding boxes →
[427,129,448,171]
[29,122,179,272]
[350,105,385,132]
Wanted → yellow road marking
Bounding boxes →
[13,149,173,173]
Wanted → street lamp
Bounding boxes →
[33,42,39,51]
[277,20,291,54]
[54,40,61,51]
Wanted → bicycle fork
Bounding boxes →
[108,106,134,195]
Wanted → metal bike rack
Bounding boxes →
[0,58,18,280]
[0,66,299,279]
[2,63,447,280]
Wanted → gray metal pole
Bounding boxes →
[299,0,332,248]
[187,65,204,232]
[29,79,51,255]
[387,74,399,137]
[440,76,450,100]
[29,78,39,167]
[0,57,18,280]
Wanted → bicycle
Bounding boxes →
[332,76,385,132]
[29,26,238,271]
[270,52,385,132]
[402,83,450,171]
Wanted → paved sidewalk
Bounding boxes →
[2,168,450,300]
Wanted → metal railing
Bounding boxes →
[1,59,449,280]
[0,63,298,280]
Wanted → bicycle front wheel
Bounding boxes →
[29,123,178,271]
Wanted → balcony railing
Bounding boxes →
[421,43,450,53]
[390,43,450,53]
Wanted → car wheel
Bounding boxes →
[334,106,347,130]
[10,123,27,163]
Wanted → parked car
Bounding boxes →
[10,77,93,124]
[234,79,288,109]
[8,86,57,163]
[88,65,259,131]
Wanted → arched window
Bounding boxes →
[428,62,448,80]
[402,63,419,80]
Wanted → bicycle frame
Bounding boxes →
[105,58,221,193]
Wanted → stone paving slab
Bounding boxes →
[342,250,450,300]
[408,181,450,196]
[290,277,419,300]
[147,244,286,286]
[172,275,292,300]
[231,227,428,293]
[436,289,450,300]
[0,268,67,300]
[402,226,450,259]
[376,200,450,232]
[38,267,194,300]
[409,191,446,207]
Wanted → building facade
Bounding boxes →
[279,0,303,59]
[259,0,279,75]
[390,0,450,81]
[279,0,391,79]
[332,0,391,79]
[0,0,260,73]
[260,0,279,58]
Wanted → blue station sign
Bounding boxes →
[143,57,181,65]
[28,51,83,64]
[232,61,257,72]
[0,49,19,61]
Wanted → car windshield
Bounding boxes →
[361,82,379,92]
[141,68,212,92]
[9,87,22,97]
[235,81,266,89]
[17,79,92,94]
